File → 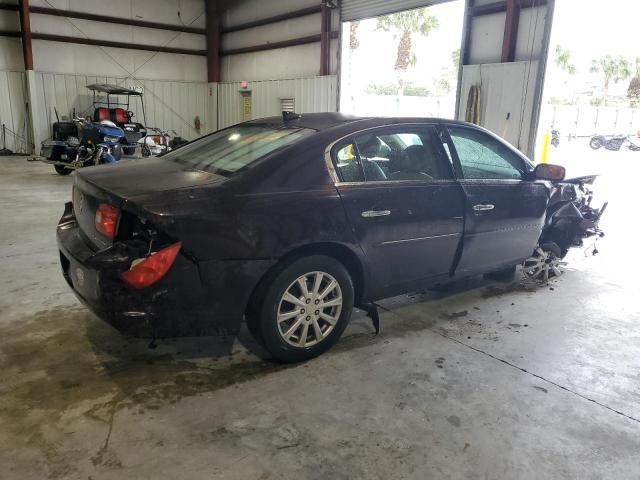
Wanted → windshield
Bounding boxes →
[162,125,314,175]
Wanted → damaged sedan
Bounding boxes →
[57,113,606,362]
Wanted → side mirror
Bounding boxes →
[534,163,565,181]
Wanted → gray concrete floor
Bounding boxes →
[1,145,639,479]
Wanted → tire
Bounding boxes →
[141,144,151,157]
[589,138,602,150]
[111,145,122,162]
[251,255,354,363]
[54,164,73,176]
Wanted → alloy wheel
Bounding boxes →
[276,271,343,348]
[523,246,567,283]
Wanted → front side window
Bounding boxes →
[162,125,313,175]
[448,127,526,180]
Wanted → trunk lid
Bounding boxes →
[72,158,227,250]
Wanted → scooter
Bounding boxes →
[589,134,628,151]
[139,127,177,157]
[35,117,126,175]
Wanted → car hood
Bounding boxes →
[76,157,227,200]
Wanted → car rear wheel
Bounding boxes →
[253,255,354,362]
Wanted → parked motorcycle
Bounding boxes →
[139,127,177,157]
[37,117,126,175]
[551,129,560,148]
[523,173,606,282]
[589,134,629,151]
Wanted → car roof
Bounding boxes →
[246,112,479,132]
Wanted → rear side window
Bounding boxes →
[448,127,526,180]
[162,125,313,175]
[354,128,453,182]
[334,142,364,182]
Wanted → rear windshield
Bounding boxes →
[162,125,314,175]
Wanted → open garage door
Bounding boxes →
[341,0,456,22]
[339,1,464,119]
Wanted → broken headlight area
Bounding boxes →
[542,175,607,258]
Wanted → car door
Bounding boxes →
[441,124,549,275]
[329,125,466,297]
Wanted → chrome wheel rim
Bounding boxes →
[523,247,567,283]
[277,271,343,348]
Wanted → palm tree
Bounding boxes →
[627,57,640,106]
[590,55,632,105]
[376,8,439,95]
[554,45,576,74]
[349,20,360,50]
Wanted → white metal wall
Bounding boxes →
[31,72,216,147]
[458,62,539,154]
[28,0,206,81]
[0,71,29,153]
[217,76,338,128]
[458,1,553,157]
[221,0,339,82]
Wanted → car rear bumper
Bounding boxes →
[56,202,276,338]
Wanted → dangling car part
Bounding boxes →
[525,170,607,283]
[32,117,125,174]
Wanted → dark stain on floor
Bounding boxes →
[0,305,287,477]
[440,310,469,320]
[481,282,541,299]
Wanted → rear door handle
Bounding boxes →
[473,204,495,212]
[361,210,391,218]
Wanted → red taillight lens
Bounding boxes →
[95,203,120,239]
[121,242,182,289]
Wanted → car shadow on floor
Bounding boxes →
[1,273,548,428]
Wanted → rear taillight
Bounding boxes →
[95,203,120,239]
[121,242,182,289]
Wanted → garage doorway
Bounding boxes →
[339,1,464,118]
[536,0,640,174]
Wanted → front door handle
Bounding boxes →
[361,210,391,218]
[473,204,495,212]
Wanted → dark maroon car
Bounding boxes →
[57,113,568,362]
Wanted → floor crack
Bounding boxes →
[376,303,640,425]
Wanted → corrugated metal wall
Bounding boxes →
[31,72,217,146]
[0,71,29,153]
[458,62,539,155]
[341,0,453,22]
[217,76,338,128]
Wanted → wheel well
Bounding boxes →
[246,243,366,317]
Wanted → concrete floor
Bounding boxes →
[1,145,639,479]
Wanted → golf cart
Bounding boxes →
[86,83,147,155]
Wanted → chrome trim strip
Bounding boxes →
[377,232,461,247]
